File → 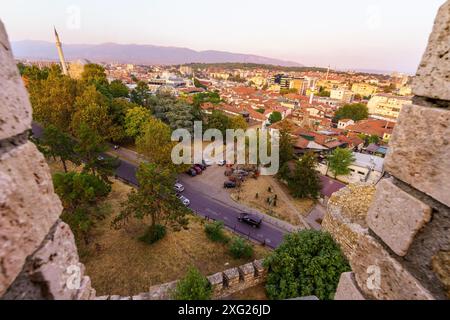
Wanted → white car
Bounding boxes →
[174,183,185,193]
[177,194,190,206]
[203,158,214,166]
[217,159,226,166]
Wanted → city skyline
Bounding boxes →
[1,0,446,74]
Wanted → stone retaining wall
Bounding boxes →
[327,1,450,300]
[95,259,268,300]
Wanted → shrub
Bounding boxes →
[229,237,254,259]
[204,221,228,243]
[264,230,350,300]
[139,224,166,244]
[172,267,212,300]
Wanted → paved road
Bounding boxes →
[32,123,287,248]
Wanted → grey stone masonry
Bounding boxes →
[334,272,365,300]
[384,104,450,207]
[367,179,432,256]
[412,1,450,101]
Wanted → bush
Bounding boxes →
[204,221,228,243]
[229,237,254,259]
[264,230,350,300]
[172,267,212,300]
[139,224,166,244]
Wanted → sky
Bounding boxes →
[0,0,446,74]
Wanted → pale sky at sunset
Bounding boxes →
[0,0,446,73]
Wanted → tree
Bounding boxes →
[229,115,248,130]
[81,63,108,87]
[172,267,212,300]
[110,98,140,130]
[28,72,79,131]
[327,147,355,178]
[41,125,79,172]
[285,152,322,199]
[229,237,254,259]
[204,221,228,243]
[269,111,283,124]
[112,163,189,241]
[130,81,150,106]
[205,110,231,136]
[278,122,295,166]
[165,103,196,134]
[72,85,123,141]
[53,171,111,244]
[136,118,178,169]
[109,79,129,98]
[74,123,119,181]
[264,230,350,300]
[124,106,152,138]
[194,78,207,90]
[334,103,368,122]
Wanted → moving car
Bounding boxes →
[176,194,191,206]
[224,181,237,188]
[237,213,262,228]
[174,183,185,193]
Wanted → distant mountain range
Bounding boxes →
[11,40,303,67]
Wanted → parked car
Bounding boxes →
[217,159,226,166]
[97,156,105,161]
[174,183,185,193]
[237,213,262,228]
[176,194,191,206]
[195,163,206,170]
[186,168,197,177]
[234,169,249,176]
[203,158,214,166]
[192,166,203,174]
[224,181,237,188]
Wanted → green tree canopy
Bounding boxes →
[112,163,189,236]
[269,111,283,124]
[283,152,322,199]
[124,106,152,138]
[264,230,350,300]
[172,267,212,300]
[334,103,369,122]
[278,122,295,166]
[109,79,129,98]
[41,125,79,172]
[327,147,355,178]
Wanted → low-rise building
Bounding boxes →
[367,93,412,120]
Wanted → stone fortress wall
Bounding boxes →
[325,1,450,300]
[96,259,268,300]
[0,1,449,300]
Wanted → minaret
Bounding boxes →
[326,65,330,81]
[54,27,69,76]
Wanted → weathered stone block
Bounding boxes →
[0,20,32,140]
[238,263,255,282]
[207,272,223,295]
[367,179,432,256]
[351,233,435,300]
[223,268,240,287]
[334,272,365,300]
[411,1,450,100]
[384,104,450,207]
[253,259,267,278]
[0,142,63,296]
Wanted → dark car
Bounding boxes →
[192,166,203,174]
[195,163,206,170]
[223,181,237,188]
[238,213,262,228]
[186,168,197,177]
